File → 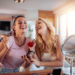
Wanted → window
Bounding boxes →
[67,11,75,36]
[26,20,36,40]
[60,14,67,44]
[57,10,75,44]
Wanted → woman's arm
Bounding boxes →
[40,60,63,67]
[40,35,64,67]
[0,37,8,61]
[33,35,64,67]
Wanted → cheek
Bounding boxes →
[43,26,47,31]
[39,27,47,34]
[25,24,27,29]
[37,29,42,34]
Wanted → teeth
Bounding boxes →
[21,28,24,29]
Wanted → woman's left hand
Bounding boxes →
[30,56,40,67]
[28,40,36,51]
[21,55,31,67]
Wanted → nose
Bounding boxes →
[21,22,27,28]
[21,22,25,26]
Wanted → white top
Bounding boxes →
[41,53,56,61]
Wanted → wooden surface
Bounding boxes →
[38,10,55,27]
[0,69,53,75]
[0,16,12,21]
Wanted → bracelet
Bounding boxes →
[29,50,35,54]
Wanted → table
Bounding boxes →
[0,69,53,75]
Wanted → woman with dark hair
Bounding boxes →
[0,15,31,71]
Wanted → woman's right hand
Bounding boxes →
[28,40,36,51]
[21,55,31,63]
[19,55,31,72]
[21,55,31,67]
[29,54,40,67]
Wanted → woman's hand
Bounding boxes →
[28,40,36,51]
[32,59,40,67]
[26,40,36,60]
[19,55,31,72]
[21,55,31,67]
[29,55,40,67]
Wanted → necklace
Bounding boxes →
[15,37,26,47]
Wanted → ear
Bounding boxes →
[12,25,15,30]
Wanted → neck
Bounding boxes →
[42,32,49,42]
[14,35,26,46]
[15,34,25,40]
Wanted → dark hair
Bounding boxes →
[13,15,25,25]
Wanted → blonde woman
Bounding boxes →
[30,18,63,74]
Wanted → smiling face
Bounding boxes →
[36,19,47,35]
[13,17,27,37]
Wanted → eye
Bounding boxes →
[18,21,22,24]
[38,22,41,24]
[24,22,27,24]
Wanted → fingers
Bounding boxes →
[21,55,31,63]
[29,54,36,62]
[28,40,36,50]
[21,55,26,60]
[29,54,33,61]
[21,53,35,63]
[21,55,28,61]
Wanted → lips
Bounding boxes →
[20,25,27,29]
[38,27,41,29]
[20,27,25,29]
[21,28,25,29]
[36,27,41,30]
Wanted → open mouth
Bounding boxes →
[38,27,41,29]
[20,27,25,29]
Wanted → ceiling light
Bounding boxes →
[14,0,24,3]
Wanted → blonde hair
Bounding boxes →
[35,18,57,60]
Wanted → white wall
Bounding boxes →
[54,0,75,44]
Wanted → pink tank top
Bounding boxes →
[2,36,31,69]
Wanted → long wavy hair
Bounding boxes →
[35,18,57,60]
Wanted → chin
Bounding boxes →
[38,32,42,35]
[37,31,40,34]
[21,33,25,36]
